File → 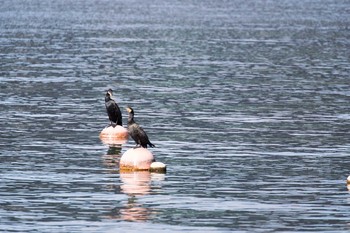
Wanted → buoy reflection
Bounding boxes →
[118,196,153,222]
[108,171,165,222]
[120,171,152,196]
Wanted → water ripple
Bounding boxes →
[1,0,350,232]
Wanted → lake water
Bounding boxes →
[0,0,350,232]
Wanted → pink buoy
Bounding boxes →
[120,148,155,171]
[99,125,128,145]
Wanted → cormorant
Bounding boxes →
[105,89,122,127]
[126,106,155,148]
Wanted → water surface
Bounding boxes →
[0,0,350,232]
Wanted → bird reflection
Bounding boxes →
[102,146,122,168]
[107,146,122,155]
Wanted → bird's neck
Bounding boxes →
[105,96,111,102]
[128,114,135,125]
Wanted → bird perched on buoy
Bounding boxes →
[126,106,155,148]
[105,89,122,127]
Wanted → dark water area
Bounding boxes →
[1,0,350,232]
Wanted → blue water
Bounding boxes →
[0,0,350,232]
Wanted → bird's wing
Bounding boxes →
[110,100,120,113]
[138,126,149,140]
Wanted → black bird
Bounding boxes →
[105,89,122,127]
[126,106,155,148]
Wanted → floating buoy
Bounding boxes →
[150,162,167,173]
[120,148,155,171]
[99,125,128,145]
[346,176,350,191]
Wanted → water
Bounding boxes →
[0,0,350,232]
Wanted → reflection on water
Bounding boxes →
[108,171,165,222]
[102,146,122,168]
[110,196,154,222]
[107,146,122,156]
[120,171,153,196]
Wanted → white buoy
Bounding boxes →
[120,148,155,171]
[99,125,128,145]
[150,162,167,173]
